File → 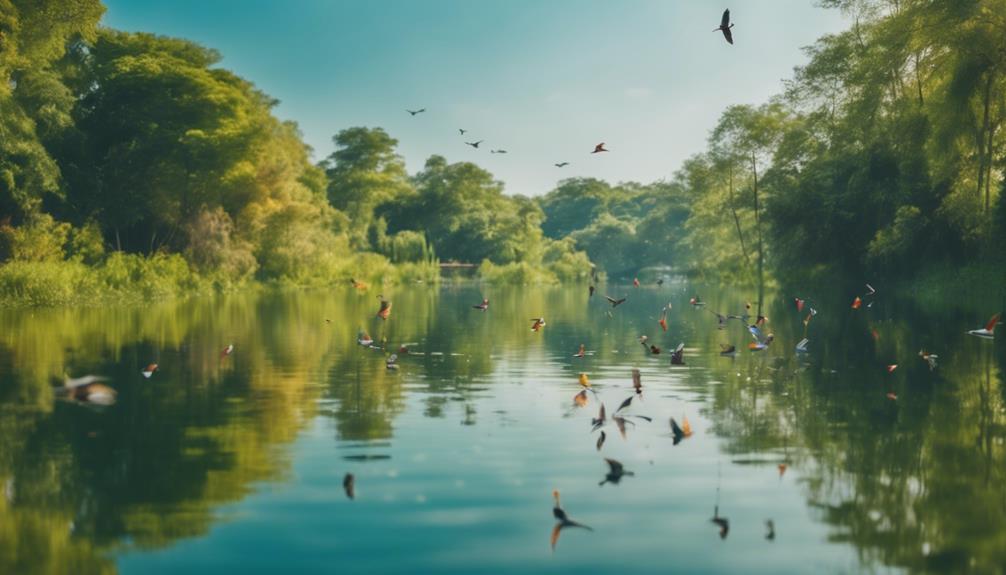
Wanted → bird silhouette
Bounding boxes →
[670,416,693,445]
[551,490,593,551]
[632,368,642,395]
[465,140,484,149]
[765,519,776,541]
[596,430,606,451]
[490,149,507,154]
[473,298,489,311]
[406,108,426,116]
[141,363,158,379]
[605,295,626,308]
[458,128,467,135]
[343,473,355,499]
[591,143,609,154]
[714,9,734,45]
[918,350,938,370]
[589,285,596,297]
[599,458,634,486]
[531,317,546,332]
[711,505,730,539]
[221,344,234,358]
[555,162,570,168]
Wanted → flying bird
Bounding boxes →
[458,128,467,135]
[591,403,607,431]
[689,296,705,307]
[795,338,809,353]
[221,344,234,358]
[714,9,734,45]
[343,473,355,499]
[765,520,776,541]
[574,344,586,358]
[555,162,570,168]
[670,416,693,444]
[711,506,730,539]
[406,108,426,116]
[350,278,368,290]
[719,344,737,357]
[596,430,606,451]
[851,296,862,310]
[465,140,484,149]
[357,330,374,347]
[490,149,507,154]
[589,285,596,297]
[967,313,1000,339]
[473,298,489,311]
[591,143,609,154]
[632,368,642,394]
[531,317,546,332]
[386,353,400,370]
[599,458,634,486]
[141,363,158,379]
[919,350,938,371]
[605,296,626,308]
[633,278,640,288]
[551,490,593,551]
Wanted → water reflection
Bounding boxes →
[0,284,1003,573]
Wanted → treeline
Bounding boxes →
[538,0,1006,289]
[0,0,590,305]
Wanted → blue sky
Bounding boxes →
[102,0,848,196]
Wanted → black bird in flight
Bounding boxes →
[714,9,734,44]
[343,473,355,499]
[551,490,593,551]
[465,140,484,149]
[406,108,426,116]
[555,162,570,168]
[605,295,626,308]
[591,143,609,154]
[599,458,635,486]
[459,128,467,135]
[491,149,508,154]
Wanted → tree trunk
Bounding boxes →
[752,152,763,317]
[727,165,750,266]
[978,72,993,208]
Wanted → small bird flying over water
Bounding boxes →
[591,143,609,154]
[458,128,467,135]
[711,505,730,539]
[596,430,606,451]
[589,285,596,297]
[599,458,634,486]
[350,278,368,290]
[632,368,642,394]
[555,162,570,168]
[670,416,693,444]
[714,9,734,45]
[967,313,1000,339]
[605,295,626,308]
[473,298,489,311]
[221,344,234,358]
[551,490,593,551]
[465,140,483,149]
[406,108,426,116]
[141,363,158,379]
[719,344,737,357]
[343,473,355,499]
[386,353,399,370]
[490,149,507,154]
[531,317,546,332]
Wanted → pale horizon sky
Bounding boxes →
[102,0,849,196]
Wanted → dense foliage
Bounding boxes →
[538,0,1006,290]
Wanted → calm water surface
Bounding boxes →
[1,283,1004,574]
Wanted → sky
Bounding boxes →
[101,0,849,197]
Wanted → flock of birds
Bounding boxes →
[50,6,1005,556]
[337,270,1002,550]
[402,10,736,170]
[55,271,1002,550]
